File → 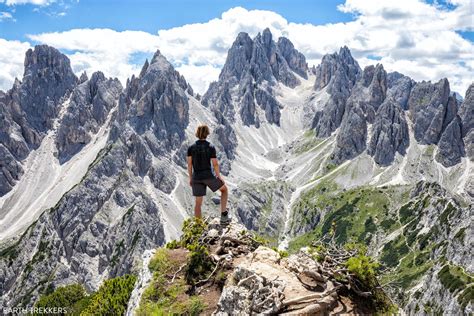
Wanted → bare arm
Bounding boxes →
[187,156,193,185]
[212,158,224,182]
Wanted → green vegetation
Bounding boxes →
[137,248,205,315]
[382,247,433,289]
[458,285,474,309]
[287,230,320,254]
[35,284,92,315]
[438,264,473,294]
[287,181,470,306]
[179,218,208,249]
[346,254,379,285]
[34,275,136,316]
[165,218,216,286]
[454,227,466,243]
[110,239,125,267]
[289,183,400,249]
[81,274,136,315]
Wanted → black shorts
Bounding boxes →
[192,177,224,196]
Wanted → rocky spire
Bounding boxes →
[79,71,88,83]
[21,45,78,133]
[0,45,78,195]
[331,64,388,164]
[436,116,465,167]
[277,37,308,79]
[310,46,361,137]
[459,83,473,159]
[368,98,409,165]
[203,28,307,127]
[408,78,451,145]
[56,71,123,162]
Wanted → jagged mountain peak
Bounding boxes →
[203,27,307,130]
[79,71,88,83]
[313,46,360,92]
[24,45,74,76]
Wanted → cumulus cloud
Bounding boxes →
[1,2,472,95]
[1,0,54,5]
[0,11,15,21]
[27,28,161,89]
[0,38,31,91]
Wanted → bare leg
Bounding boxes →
[219,185,228,213]
[194,196,203,218]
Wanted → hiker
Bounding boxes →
[187,124,230,225]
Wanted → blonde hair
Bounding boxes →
[195,124,210,139]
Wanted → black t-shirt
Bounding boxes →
[187,140,217,180]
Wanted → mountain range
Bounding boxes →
[0,28,472,314]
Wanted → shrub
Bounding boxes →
[346,254,379,286]
[35,284,90,315]
[81,274,136,316]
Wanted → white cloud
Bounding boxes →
[0,38,31,91]
[1,0,54,5]
[1,3,472,95]
[175,64,221,96]
[0,11,15,21]
[27,29,161,89]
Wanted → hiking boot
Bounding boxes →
[220,212,231,226]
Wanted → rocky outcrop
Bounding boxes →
[408,79,451,145]
[276,37,308,79]
[19,45,78,134]
[233,181,292,241]
[56,72,122,162]
[436,116,465,167]
[386,72,414,110]
[311,46,361,137]
[201,29,307,165]
[331,103,368,164]
[459,84,473,159]
[133,218,385,315]
[0,45,77,195]
[407,78,468,167]
[368,99,409,165]
[116,50,189,156]
[331,64,387,163]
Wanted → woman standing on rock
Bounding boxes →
[187,124,231,225]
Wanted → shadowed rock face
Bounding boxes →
[406,78,468,167]
[368,99,409,165]
[436,116,465,167]
[386,72,414,110]
[311,46,361,137]
[331,64,388,164]
[459,84,474,159]
[56,71,123,162]
[277,37,308,79]
[0,45,78,195]
[408,78,451,145]
[20,45,78,134]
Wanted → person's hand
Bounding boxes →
[217,175,225,184]
[189,178,193,186]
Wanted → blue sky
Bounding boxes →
[0,0,353,41]
[0,0,472,94]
